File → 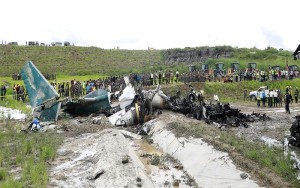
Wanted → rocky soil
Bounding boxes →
[43,101,300,187]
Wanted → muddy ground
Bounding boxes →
[2,101,300,187]
[44,101,300,187]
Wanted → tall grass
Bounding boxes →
[0,127,62,188]
[220,132,299,186]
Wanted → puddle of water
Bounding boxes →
[138,140,162,156]
[0,106,27,120]
[130,138,193,187]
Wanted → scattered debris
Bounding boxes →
[88,169,104,180]
[289,115,300,147]
[240,173,248,180]
[120,130,142,139]
[121,155,130,164]
[150,155,160,166]
[21,61,111,121]
[169,93,270,129]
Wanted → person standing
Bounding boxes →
[150,73,154,85]
[257,91,261,107]
[243,89,247,101]
[65,82,70,97]
[19,86,25,102]
[273,89,278,107]
[82,81,86,95]
[0,85,6,101]
[285,92,291,114]
[295,87,299,103]
[176,70,179,83]
[13,84,17,100]
[16,84,20,101]
[278,89,283,107]
[262,90,266,107]
[290,86,293,105]
[158,71,162,85]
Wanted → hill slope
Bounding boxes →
[0,45,297,77]
[0,45,163,76]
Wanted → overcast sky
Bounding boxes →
[0,0,299,51]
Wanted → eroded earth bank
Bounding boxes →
[46,102,300,188]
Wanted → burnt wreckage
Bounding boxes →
[168,93,270,128]
[108,83,270,130]
[289,115,300,147]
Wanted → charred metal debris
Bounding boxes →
[107,84,271,130]
[289,115,300,147]
[168,93,270,128]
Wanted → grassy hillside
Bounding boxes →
[162,46,298,71]
[0,45,299,77]
[0,45,163,76]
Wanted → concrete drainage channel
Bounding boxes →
[139,119,261,188]
[48,120,261,188]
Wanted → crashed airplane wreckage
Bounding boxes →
[21,61,270,128]
[168,94,270,128]
[21,61,111,121]
[21,61,165,123]
[289,115,300,147]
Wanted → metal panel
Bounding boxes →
[21,61,60,121]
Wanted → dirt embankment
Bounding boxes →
[163,47,233,65]
[45,102,300,188]
[154,103,300,188]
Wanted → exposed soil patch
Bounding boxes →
[156,106,297,188]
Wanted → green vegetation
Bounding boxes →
[1,45,300,187]
[203,79,300,103]
[0,125,62,188]
[0,45,163,76]
[162,46,299,72]
[169,121,300,187]
[0,45,298,77]
[220,132,298,185]
[161,78,300,105]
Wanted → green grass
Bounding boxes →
[0,127,62,188]
[220,132,298,186]
[0,45,164,76]
[169,121,300,187]
[0,45,297,77]
[161,78,300,105]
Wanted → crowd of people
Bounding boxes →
[50,76,125,98]
[128,70,180,87]
[11,84,26,102]
[126,67,300,86]
[254,86,299,114]
[2,66,300,117]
